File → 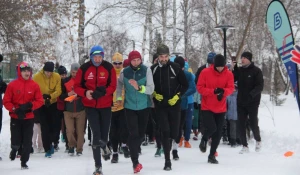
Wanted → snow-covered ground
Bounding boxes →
[0,94,299,175]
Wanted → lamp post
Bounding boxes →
[215,25,234,61]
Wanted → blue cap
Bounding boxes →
[207,52,216,64]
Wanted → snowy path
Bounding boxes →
[0,95,299,175]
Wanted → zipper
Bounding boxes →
[133,70,137,109]
[95,66,98,108]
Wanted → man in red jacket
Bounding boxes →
[74,45,116,175]
[3,62,44,169]
[197,54,234,164]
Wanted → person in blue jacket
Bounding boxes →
[171,56,196,160]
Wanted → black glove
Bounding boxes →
[96,86,106,93]
[43,94,51,100]
[92,86,106,99]
[217,93,224,101]
[214,88,224,94]
[19,102,33,111]
[194,102,199,109]
[45,99,51,107]
[15,108,26,119]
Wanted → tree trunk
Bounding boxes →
[148,0,154,61]
[235,0,256,59]
[141,16,148,58]
[182,0,189,57]
[78,0,85,65]
[161,0,167,43]
[270,58,275,102]
[172,0,177,53]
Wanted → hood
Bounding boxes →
[16,62,32,81]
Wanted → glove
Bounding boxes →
[19,102,33,111]
[96,86,106,93]
[153,91,163,101]
[91,86,106,99]
[168,94,180,106]
[43,94,51,100]
[45,99,51,107]
[15,108,26,119]
[217,93,224,101]
[214,88,224,95]
[194,102,199,109]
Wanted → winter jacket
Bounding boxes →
[181,70,196,110]
[194,92,201,104]
[226,91,238,120]
[234,62,264,106]
[151,61,188,107]
[112,68,125,112]
[57,80,65,111]
[116,65,154,110]
[188,74,196,104]
[74,60,116,108]
[60,76,85,112]
[195,63,209,85]
[33,70,62,104]
[197,65,234,113]
[3,62,44,119]
[0,75,7,108]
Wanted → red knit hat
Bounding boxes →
[128,50,142,62]
[123,59,130,68]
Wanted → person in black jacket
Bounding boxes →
[234,52,264,154]
[0,54,7,161]
[60,63,86,156]
[151,44,188,171]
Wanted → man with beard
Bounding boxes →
[151,44,188,171]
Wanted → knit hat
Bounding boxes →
[241,51,252,62]
[226,63,232,70]
[174,56,185,69]
[214,54,226,67]
[128,50,142,62]
[43,62,55,72]
[157,44,170,55]
[152,53,159,63]
[57,66,67,75]
[112,52,123,63]
[90,45,104,67]
[70,63,80,71]
[123,59,130,68]
[207,52,216,64]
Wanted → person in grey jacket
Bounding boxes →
[226,64,239,147]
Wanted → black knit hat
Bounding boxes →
[43,62,55,72]
[241,51,252,62]
[174,56,185,69]
[152,53,159,63]
[157,44,170,55]
[57,66,67,75]
[214,54,226,67]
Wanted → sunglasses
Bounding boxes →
[113,62,122,65]
[20,63,32,71]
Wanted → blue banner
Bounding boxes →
[266,0,300,110]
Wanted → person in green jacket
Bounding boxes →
[116,50,154,173]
